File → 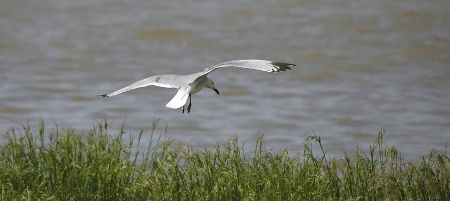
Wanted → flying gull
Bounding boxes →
[99,59,294,113]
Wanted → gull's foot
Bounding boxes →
[181,106,185,113]
[187,103,192,113]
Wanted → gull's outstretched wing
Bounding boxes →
[182,60,294,85]
[198,59,294,77]
[99,60,294,98]
[99,74,184,98]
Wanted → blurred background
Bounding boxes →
[1,0,449,159]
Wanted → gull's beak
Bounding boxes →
[213,88,219,95]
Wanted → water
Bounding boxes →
[1,0,449,159]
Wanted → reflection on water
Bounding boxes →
[0,0,449,159]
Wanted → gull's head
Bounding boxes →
[205,77,219,95]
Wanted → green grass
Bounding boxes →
[1,120,449,200]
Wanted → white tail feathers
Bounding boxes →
[166,88,189,109]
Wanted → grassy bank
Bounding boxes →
[1,120,449,200]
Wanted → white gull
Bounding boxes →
[99,59,294,113]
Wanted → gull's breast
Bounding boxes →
[188,76,207,95]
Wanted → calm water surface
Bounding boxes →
[1,0,449,159]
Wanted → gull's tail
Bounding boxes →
[166,88,189,109]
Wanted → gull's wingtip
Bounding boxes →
[271,61,295,72]
[97,94,109,99]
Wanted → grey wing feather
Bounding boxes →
[194,59,294,79]
[98,74,183,98]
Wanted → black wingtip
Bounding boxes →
[97,94,109,99]
[271,62,295,72]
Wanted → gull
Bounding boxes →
[99,59,294,113]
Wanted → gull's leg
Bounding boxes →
[187,94,192,113]
[181,105,185,113]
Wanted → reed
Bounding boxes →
[0,120,449,200]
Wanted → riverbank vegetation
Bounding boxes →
[1,120,449,200]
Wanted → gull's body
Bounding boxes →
[99,59,294,113]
